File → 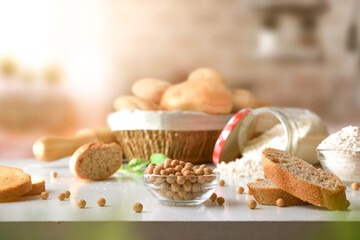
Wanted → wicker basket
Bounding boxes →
[114,130,221,164]
[108,110,233,164]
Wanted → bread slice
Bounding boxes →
[262,148,348,211]
[0,166,32,202]
[24,177,46,196]
[69,142,122,180]
[247,180,307,206]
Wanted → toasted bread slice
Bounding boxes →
[0,166,32,202]
[24,177,46,196]
[70,142,122,180]
[247,180,307,206]
[262,148,348,211]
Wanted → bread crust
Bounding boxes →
[247,181,307,206]
[0,166,32,202]
[70,142,122,180]
[24,178,46,196]
[262,148,348,211]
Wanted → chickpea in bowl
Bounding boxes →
[143,159,219,206]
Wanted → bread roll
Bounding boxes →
[255,100,273,108]
[132,78,171,104]
[231,89,258,112]
[69,142,122,181]
[188,68,226,85]
[0,166,32,202]
[160,75,232,114]
[113,96,160,111]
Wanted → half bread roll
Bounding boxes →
[70,142,122,181]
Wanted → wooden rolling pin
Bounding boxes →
[33,128,116,162]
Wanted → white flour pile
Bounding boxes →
[317,126,360,151]
[216,124,286,178]
[317,125,360,182]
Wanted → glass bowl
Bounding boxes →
[317,149,360,184]
[143,172,219,206]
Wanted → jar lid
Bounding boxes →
[213,108,251,165]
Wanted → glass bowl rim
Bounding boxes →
[317,149,360,153]
[143,172,219,178]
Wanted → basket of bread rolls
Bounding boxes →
[108,68,270,164]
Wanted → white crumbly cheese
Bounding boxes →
[317,126,360,151]
[216,124,287,178]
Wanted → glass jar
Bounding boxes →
[236,106,329,164]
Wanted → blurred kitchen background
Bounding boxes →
[0,0,359,158]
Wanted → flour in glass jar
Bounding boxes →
[216,123,287,178]
[216,117,328,178]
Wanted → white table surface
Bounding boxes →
[0,158,359,223]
